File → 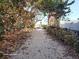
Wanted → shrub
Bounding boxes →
[0,17,5,41]
[42,25,47,29]
[16,22,25,30]
[47,26,79,53]
[0,52,3,59]
[74,37,79,53]
[64,35,76,45]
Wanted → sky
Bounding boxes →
[68,0,79,20]
[60,0,79,24]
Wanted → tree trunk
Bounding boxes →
[48,14,59,27]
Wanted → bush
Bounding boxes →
[16,23,25,30]
[0,17,5,41]
[29,23,35,28]
[42,25,47,29]
[74,37,79,53]
[64,35,76,45]
[47,26,79,53]
[0,52,3,59]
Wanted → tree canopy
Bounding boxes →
[0,0,35,40]
[30,0,75,18]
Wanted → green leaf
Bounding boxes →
[0,26,4,34]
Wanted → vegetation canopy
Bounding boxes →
[30,0,75,18]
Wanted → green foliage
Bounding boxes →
[32,0,75,18]
[30,23,35,28]
[9,16,16,24]
[16,22,25,30]
[26,23,35,28]
[74,37,79,53]
[0,17,5,41]
[0,53,3,58]
[0,0,35,41]
[11,0,26,7]
[0,0,6,3]
[64,35,76,45]
[0,17,4,35]
[41,25,47,29]
[0,26,4,34]
[47,26,79,53]
[47,26,76,45]
[11,0,21,6]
